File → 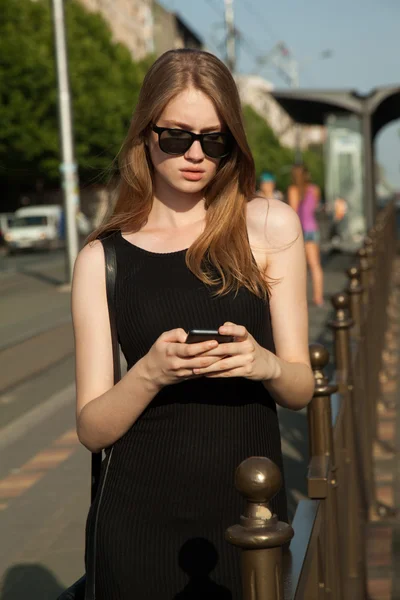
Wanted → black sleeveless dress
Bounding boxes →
[86,231,288,600]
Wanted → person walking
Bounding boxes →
[72,49,314,599]
[288,165,324,307]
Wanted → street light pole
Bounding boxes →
[224,0,236,73]
[51,0,80,284]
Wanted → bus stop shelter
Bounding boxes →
[270,86,400,229]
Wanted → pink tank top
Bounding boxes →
[298,185,318,232]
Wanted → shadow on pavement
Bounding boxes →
[174,538,232,599]
[17,266,65,287]
[0,564,64,600]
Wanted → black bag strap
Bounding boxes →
[85,234,121,600]
[91,233,121,502]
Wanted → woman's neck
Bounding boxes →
[149,179,207,229]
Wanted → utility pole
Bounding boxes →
[51,0,80,284]
[288,57,302,164]
[258,44,333,164]
[224,0,236,73]
[257,42,302,162]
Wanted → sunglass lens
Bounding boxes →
[159,130,192,154]
[202,133,231,158]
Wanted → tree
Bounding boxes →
[242,105,294,192]
[0,0,150,204]
[242,105,325,195]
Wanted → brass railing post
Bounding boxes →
[329,293,367,597]
[226,457,294,600]
[329,293,354,386]
[363,235,376,291]
[357,247,370,314]
[346,266,363,342]
[308,344,343,600]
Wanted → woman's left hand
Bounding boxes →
[193,322,280,381]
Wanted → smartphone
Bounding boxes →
[186,329,234,344]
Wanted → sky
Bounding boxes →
[160,0,400,188]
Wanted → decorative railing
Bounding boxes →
[226,201,398,599]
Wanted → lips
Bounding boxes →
[180,169,205,181]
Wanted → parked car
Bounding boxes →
[0,212,14,246]
[4,205,64,253]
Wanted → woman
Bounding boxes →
[288,165,324,307]
[72,49,314,599]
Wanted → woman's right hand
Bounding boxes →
[138,328,221,390]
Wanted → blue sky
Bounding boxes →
[160,0,400,187]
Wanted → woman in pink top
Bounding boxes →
[288,165,324,306]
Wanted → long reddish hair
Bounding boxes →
[89,49,268,298]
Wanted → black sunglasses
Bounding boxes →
[151,125,232,159]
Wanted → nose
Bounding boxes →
[185,139,205,161]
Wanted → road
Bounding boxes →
[0,248,354,598]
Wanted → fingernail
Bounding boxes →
[193,368,200,374]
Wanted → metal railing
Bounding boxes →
[226,200,398,599]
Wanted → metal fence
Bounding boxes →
[225,200,398,600]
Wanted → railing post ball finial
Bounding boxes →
[331,291,349,311]
[235,457,282,505]
[347,266,362,291]
[309,343,329,371]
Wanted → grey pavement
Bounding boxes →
[0,248,355,598]
[0,251,70,352]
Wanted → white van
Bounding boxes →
[5,205,64,253]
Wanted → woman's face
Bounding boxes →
[148,87,225,196]
[260,180,275,198]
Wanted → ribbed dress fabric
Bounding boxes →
[86,230,288,600]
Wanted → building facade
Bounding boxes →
[235,75,326,150]
[76,0,203,61]
[153,3,203,57]
[77,0,154,59]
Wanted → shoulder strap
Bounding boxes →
[101,234,121,385]
[90,233,121,503]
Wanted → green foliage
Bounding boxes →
[242,105,325,194]
[0,0,324,204]
[0,0,149,197]
[242,105,294,192]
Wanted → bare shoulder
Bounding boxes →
[247,196,302,249]
[73,239,105,280]
[72,239,106,304]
